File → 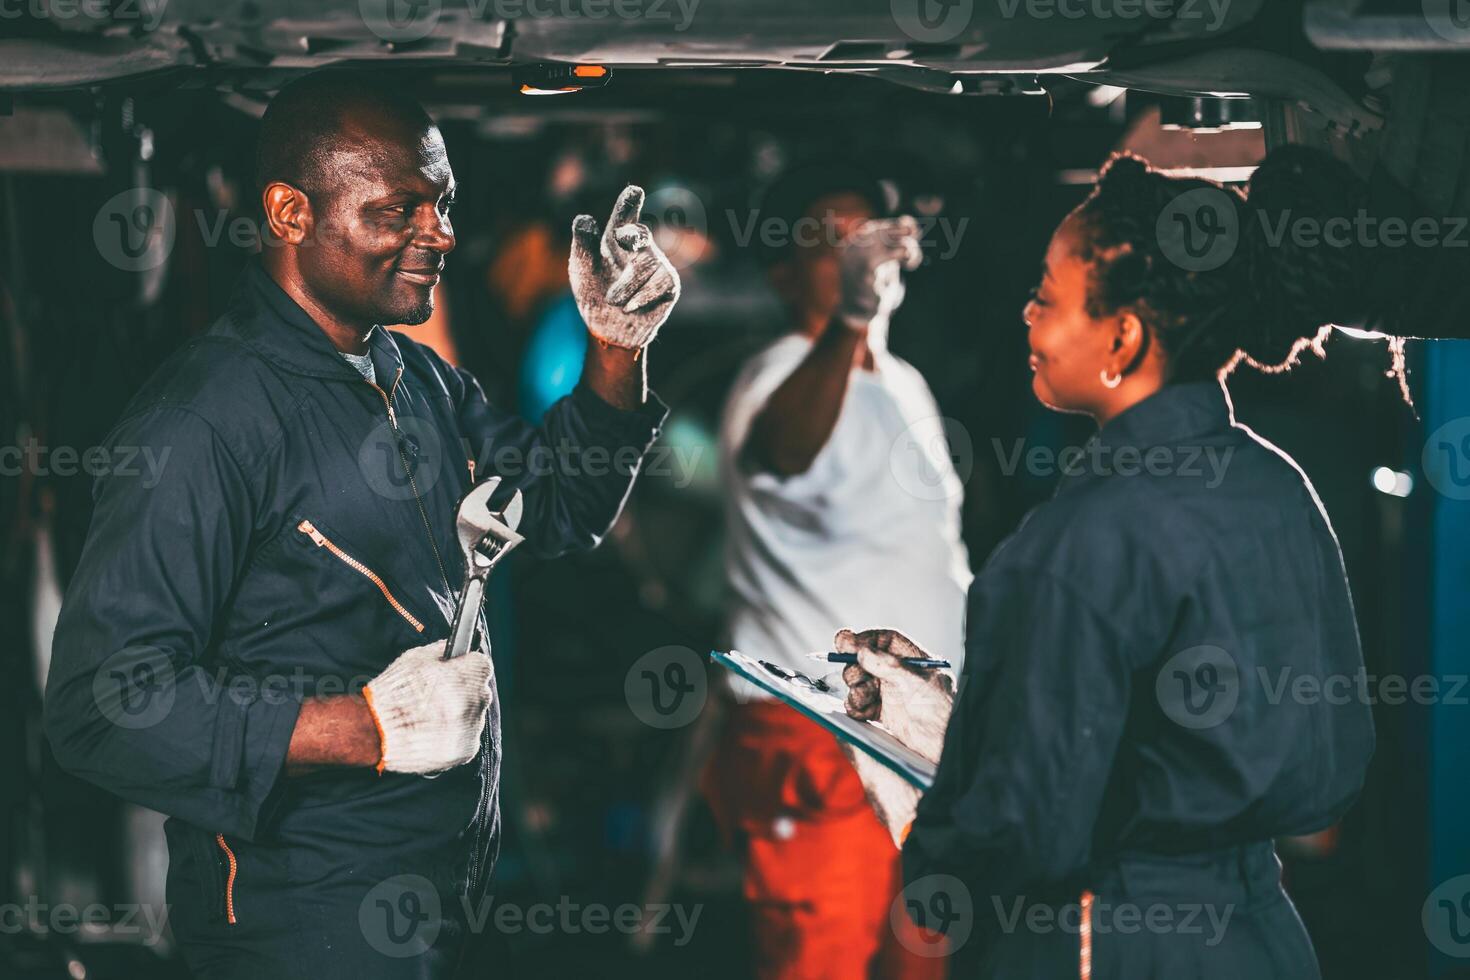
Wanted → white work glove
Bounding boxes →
[569,185,682,351]
[838,628,954,766]
[834,217,923,332]
[363,641,492,776]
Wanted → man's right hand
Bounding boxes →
[834,217,923,332]
[363,641,493,775]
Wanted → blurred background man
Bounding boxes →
[701,169,972,978]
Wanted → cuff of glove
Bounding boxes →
[361,686,389,776]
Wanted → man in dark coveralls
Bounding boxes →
[44,70,680,978]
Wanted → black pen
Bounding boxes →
[817,652,952,670]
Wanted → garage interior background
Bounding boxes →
[2,1,1470,978]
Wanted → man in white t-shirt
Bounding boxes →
[702,171,972,978]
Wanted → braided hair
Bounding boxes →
[1072,147,1372,384]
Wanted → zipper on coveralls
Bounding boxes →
[366,367,455,601]
[297,520,426,633]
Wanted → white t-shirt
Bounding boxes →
[720,334,973,702]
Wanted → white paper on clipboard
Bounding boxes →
[709,650,936,790]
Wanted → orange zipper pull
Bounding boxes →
[298,519,326,546]
[215,834,238,925]
[1079,890,1094,980]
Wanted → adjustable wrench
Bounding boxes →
[443,476,525,660]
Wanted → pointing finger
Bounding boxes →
[901,230,923,271]
[604,185,646,252]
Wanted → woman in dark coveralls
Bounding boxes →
[837,147,1377,979]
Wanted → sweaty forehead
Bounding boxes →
[316,109,452,197]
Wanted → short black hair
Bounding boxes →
[254,69,436,199]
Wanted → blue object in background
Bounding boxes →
[1413,340,1470,977]
[521,291,588,422]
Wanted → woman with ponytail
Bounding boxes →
[833,147,1377,979]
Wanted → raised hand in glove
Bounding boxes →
[362,640,492,775]
[835,217,923,332]
[838,627,954,765]
[569,185,682,351]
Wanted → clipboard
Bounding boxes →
[710,650,936,790]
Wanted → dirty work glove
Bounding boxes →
[842,743,922,849]
[363,641,492,776]
[835,217,923,332]
[569,185,682,351]
[838,627,954,765]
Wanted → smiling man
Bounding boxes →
[44,70,678,978]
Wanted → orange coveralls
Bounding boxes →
[703,701,948,979]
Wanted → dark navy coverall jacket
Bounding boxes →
[45,261,666,978]
[905,380,1375,979]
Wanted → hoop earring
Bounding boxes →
[1100,369,1123,389]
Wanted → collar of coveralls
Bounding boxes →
[227,258,406,385]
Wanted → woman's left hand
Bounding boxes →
[841,743,921,848]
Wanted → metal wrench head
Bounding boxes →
[455,477,524,557]
[456,477,498,558]
[444,477,526,660]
